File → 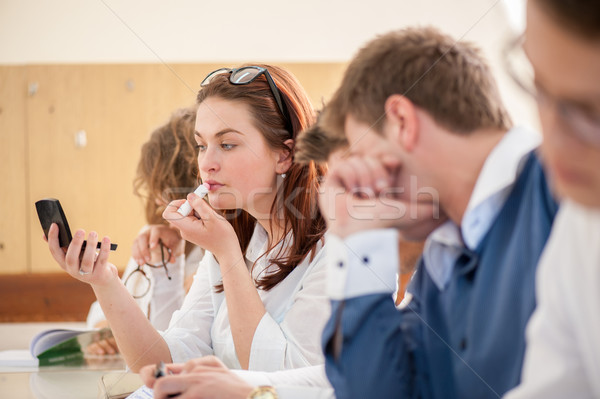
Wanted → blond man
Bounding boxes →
[315,27,557,399]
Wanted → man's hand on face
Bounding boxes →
[320,156,445,239]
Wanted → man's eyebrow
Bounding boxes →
[195,129,243,139]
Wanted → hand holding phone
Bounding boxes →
[35,198,117,251]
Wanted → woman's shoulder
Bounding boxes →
[304,234,329,269]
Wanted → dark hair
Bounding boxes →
[296,110,347,164]
[197,64,327,291]
[134,108,199,224]
[320,26,512,149]
[535,0,600,39]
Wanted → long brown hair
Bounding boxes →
[134,107,199,225]
[197,64,327,291]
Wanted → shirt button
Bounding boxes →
[338,261,344,268]
[460,338,467,351]
[362,256,369,264]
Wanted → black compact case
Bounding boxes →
[35,198,117,251]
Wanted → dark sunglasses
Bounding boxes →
[201,66,293,134]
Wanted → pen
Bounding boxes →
[154,361,179,398]
[154,361,168,379]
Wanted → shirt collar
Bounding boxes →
[423,220,464,290]
[461,126,541,249]
[423,126,541,290]
[245,223,294,265]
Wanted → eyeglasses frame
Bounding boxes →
[201,66,293,135]
[503,34,600,147]
[123,241,172,299]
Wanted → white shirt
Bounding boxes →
[86,241,203,330]
[233,366,335,399]
[327,126,541,299]
[161,224,331,372]
[505,201,600,399]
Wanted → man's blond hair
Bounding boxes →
[314,27,511,158]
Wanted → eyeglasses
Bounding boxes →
[201,66,293,134]
[503,35,600,147]
[124,241,172,299]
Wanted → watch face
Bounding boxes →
[251,387,277,399]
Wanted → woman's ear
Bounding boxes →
[384,95,419,152]
[275,139,294,174]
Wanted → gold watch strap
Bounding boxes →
[247,385,278,399]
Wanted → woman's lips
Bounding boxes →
[205,181,224,191]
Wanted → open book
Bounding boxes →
[30,327,113,366]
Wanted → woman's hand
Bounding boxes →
[131,224,184,266]
[163,195,240,261]
[85,336,119,356]
[140,356,255,399]
[47,223,119,286]
[85,320,119,355]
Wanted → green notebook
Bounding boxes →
[30,327,113,366]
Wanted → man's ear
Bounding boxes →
[275,139,294,174]
[384,95,419,152]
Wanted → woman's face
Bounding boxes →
[526,1,600,207]
[194,97,283,219]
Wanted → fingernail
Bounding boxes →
[76,230,84,238]
[376,179,387,190]
[90,231,97,239]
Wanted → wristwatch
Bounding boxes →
[247,386,278,399]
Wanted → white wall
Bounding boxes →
[0,0,538,128]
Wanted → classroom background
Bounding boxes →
[0,0,533,320]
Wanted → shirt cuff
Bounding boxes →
[248,313,287,371]
[231,369,271,386]
[231,370,335,399]
[327,229,399,300]
[276,386,335,399]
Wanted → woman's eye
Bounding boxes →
[221,143,236,150]
[195,144,206,152]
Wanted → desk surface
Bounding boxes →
[0,369,116,399]
[0,322,131,398]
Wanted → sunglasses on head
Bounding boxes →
[201,66,293,134]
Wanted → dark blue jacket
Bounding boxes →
[323,152,558,399]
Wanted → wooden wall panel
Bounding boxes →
[19,63,346,274]
[26,65,192,272]
[0,67,28,273]
[280,63,347,106]
[0,273,96,321]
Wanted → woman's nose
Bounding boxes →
[198,147,220,174]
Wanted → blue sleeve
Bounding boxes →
[322,294,415,399]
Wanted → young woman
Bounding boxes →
[86,108,203,342]
[46,64,329,373]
